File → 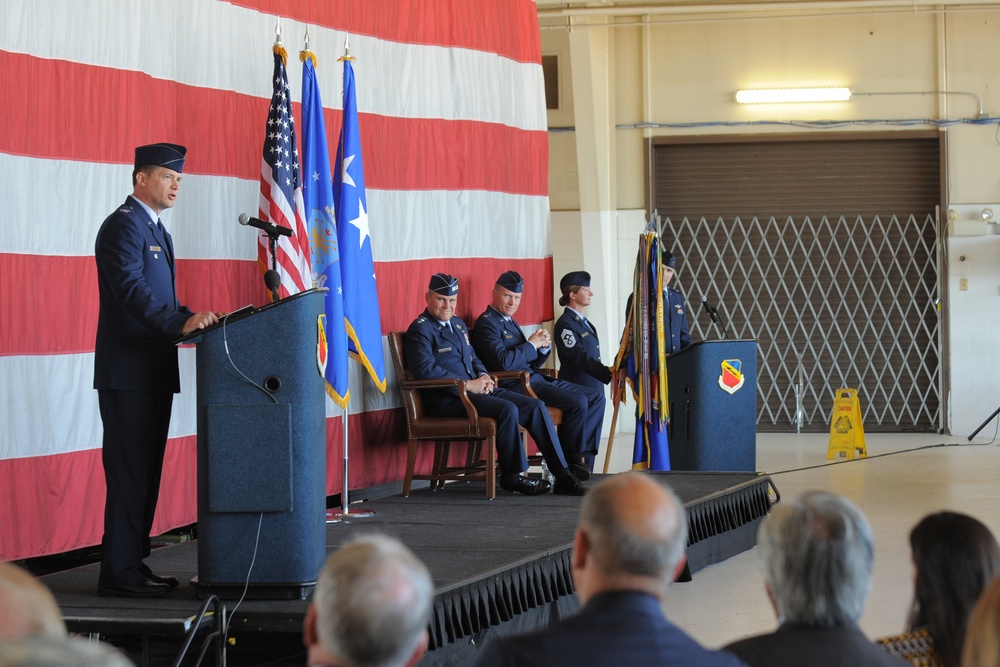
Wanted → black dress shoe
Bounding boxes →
[499,474,552,496]
[99,581,170,599]
[568,462,591,481]
[140,563,179,589]
[553,472,587,496]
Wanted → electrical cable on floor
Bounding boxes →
[767,435,998,477]
[222,512,264,646]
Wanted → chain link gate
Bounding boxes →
[662,213,941,432]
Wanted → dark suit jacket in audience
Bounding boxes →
[724,623,910,667]
[476,590,747,667]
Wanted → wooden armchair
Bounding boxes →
[491,369,563,464]
[387,331,498,499]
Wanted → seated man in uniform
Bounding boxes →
[472,271,604,477]
[405,273,587,496]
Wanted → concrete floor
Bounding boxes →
[598,426,1000,649]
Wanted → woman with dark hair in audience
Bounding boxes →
[877,512,1000,667]
[962,573,1000,667]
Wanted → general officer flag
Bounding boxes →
[302,50,349,407]
[334,58,386,392]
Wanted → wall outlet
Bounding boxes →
[960,278,969,291]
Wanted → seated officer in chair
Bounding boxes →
[472,271,604,475]
[405,273,587,496]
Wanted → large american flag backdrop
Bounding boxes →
[0,0,551,561]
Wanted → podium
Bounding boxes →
[666,339,757,471]
[183,288,328,599]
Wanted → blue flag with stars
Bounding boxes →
[334,59,386,392]
[302,52,349,408]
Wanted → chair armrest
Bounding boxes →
[397,377,465,390]
[398,377,483,429]
[537,368,558,380]
[490,370,538,399]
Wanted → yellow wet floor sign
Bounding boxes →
[828,388,868,459]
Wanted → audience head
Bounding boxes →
[758,490,874,628]
[0,562,66,641]
[907,512,1000,667]
[0,635,133,667]
[307,534,434,667]
[573,472,688,602]
[962,573,1000,667]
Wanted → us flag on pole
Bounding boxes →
[257,43,312,297]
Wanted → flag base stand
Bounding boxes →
[326,507,376,524]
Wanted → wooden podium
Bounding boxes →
[665,339,757,471]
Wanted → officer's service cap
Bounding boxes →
[559,271,591,293]
[662,251,677,269]
[495,270,524,293]
[134,143,187,172]
[429,273,459,295]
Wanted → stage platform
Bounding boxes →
[44,471,777,665]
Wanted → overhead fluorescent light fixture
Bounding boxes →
[735,87,852,104]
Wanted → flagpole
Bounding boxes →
[326,33,374,523]
[603,373,626,474]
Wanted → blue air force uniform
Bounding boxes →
[473,305,605,465]
[94,143,193,592]
[405,311,569,478]
[663,286,692,354]
[554,308,613,392]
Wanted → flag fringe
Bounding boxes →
[325,382,349,409]
[345,321,388,393]
[273,43,288,66]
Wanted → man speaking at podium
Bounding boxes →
[93,143,218,598]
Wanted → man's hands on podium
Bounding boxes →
[181,311,220,335]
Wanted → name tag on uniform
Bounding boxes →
[503,333,514,339]
[150,245,162,252]
[581,331,590,338]
[437,347,452,353]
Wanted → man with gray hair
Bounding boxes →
[304,534,434,667]
[0,562,66,642]
[475,472,745,666]
[724,490,907,667]
[0,562,133,667]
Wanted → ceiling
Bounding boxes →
[534,0,1000,21]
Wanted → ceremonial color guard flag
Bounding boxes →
[334,58,386,392]
[616,227,671,471]
[257,43,312,298]
[302,50,349,407]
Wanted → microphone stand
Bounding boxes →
[265,232,281,303]
[702,297,730,339]
[967,405,1000,441]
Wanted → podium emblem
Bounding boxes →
[317,314,328,377]
[718,358,745,394]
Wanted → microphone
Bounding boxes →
[238,213,292,237]
[701,295,720,324]
[264,269,281,302]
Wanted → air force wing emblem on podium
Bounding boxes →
[718,358,745,394]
